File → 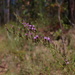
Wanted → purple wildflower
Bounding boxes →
[33,35,39,42]
[28,25,32,29]
[34,37,37,39]
[33,35,39,40]
[44,36,51,43]
[44,37,47,40]
[31,27,34,30]
[29,27,36,31]
[28,25,32,27]
[47,37,50,41]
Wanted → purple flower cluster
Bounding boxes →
[23,23,29,27]
[44,37,50,42]
[28,25,36,31]
[23,22,36,31]
[33,35,39,42]
[33,35,39,40]
[22,22,51,44]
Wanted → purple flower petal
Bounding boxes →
[47,37,50,41]
[28,25,32,27]
[34,37,37,39]
[44,37,47,40]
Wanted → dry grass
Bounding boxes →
[0,27,75,75]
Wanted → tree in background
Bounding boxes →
[68,0,75,24]
[4,0,10,23]
[0,0,3,25]
[0,0,75,26]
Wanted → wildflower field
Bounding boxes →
[0,21,75,75]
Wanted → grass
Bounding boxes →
[0,22,75,75]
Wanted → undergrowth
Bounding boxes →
[0,22,75,75]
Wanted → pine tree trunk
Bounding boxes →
[68,0,75,23]
[0,0,3,25]
[4,0,10,23]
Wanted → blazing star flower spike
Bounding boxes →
[44,37,47,40]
